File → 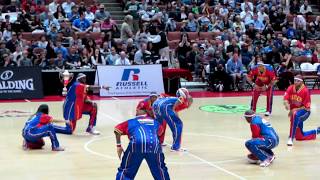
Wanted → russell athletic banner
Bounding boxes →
[96,65,165,96]
[0,67,43,99]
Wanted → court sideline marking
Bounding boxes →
[88,112,246,179]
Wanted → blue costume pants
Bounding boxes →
[245,136,279,161]
[23,124,60,149]
[116,146,170,180]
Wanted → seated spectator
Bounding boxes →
[3,54,17,67]
[54,41,69,59]
[2,24,12,42]
[62,0,75,14]
[72,12,91,32]
[85,7,95,23]
[49,0,59,14]
[135,23,150,46]
[101,17,116,33]
[134,43,151,65]
[12,46,23,63]
[43,12,60,32]
[67,5,79,23]
[95,4,110,22]
[240,7,253,25]
[1,15,11,32]
[293,14,307,31]
[290,0,300,14]
[226,53,247,91]
[184,13,199,32]
[66,45,81,68]
[125,0,140,32]
[19,50,33,67]
[5,32,19,53]
[106,46,119,65]
[310,16,320,31]
[307,26,320,40]
[299,0,312,15]
[37,35,48,49]
[55,51,66,69]
[80,48,91,67]
[91,48,106,66]
[53,4,67,22]
[115,51,131,65]
[0,41,10,61]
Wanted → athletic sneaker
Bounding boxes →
[287,138,293,146]
[86,127,101,135]
[260,157,272,167]
[264,112,271,116]
[52,147,65,151]
[247,154,259,164]
[22,140,28,151]
[170,148,187,152]
[269,155,276,164]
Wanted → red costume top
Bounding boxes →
[284,84,311,110]
[248,64,276,87]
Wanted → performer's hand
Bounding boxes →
[254,85,263,91]
[102,85,111,90]
[117,146,124,160]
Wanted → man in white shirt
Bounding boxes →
[49,0,59,14]
[85,8,95,23]
[240,7,253,25]
[115,51,131,65]
[62,0,75,14]
[241,0,253,12]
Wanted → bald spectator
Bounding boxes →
[185,13,199,32]
[115,51,131,65]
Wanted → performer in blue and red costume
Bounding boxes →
[247,57,276,116]
[136,92,168,145]
[244,110,279,167]
[114,115,170,180]
[152,88,193,151]
[22,104,65,151]
[284,75,320,146]
[61,73,110,135]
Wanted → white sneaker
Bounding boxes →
[264,112,271,116]
[287,138,293,146]
[86,127,101,135]
[170,148,187,152]
[269,155,276,164]
[260,158,271,167]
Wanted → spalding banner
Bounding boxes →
[0,67,43,99]
[96,65,165,96]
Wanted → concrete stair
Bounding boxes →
[100,0,125,26]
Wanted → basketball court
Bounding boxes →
[1,92,320,180]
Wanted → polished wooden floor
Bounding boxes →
[1,95,320,180]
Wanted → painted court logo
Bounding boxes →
[116,69,147,90]
[199,104,266,114]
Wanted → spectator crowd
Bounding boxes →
[0,0,319,91]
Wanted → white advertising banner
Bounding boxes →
[96,65,165,96]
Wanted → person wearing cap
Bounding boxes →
[283,75,320,146]
[247,56,276,116]
[152,88,193,152]
[62,73,110,135]
[22,104,65,151]
[95,4,111,22]
[244,110,279,167]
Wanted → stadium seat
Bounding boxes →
[167,32,181,41]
